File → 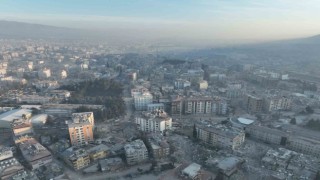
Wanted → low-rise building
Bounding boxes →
[148,134,170,159]
[99,157,123,172]
[86,144,110,161]
[181,163,202,180]
[62,148,90,170]
[0,157,25,180]
[18,137,52,169]
[124,139,148,165]
[0,109,32,128]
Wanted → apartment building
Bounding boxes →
[246,94,263,114]
[134,92,153,111]
[245,125,320,158]
[135,110,172,133]
[184,96,212,115]
[124,139,149,165]
[196,125,245,150]
[68,112,94,146]
[264,96,292,112]
[62,148,90,170]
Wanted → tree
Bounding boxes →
[306,105,314,114]
[290,118,296,125]
[193,124,197,139]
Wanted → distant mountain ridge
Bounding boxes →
[0,20,90,39]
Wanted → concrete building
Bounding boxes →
[287,136,320,158]
[12,121,33,138]
[245,125,287,145]
[17,95,52,104]
[99,157,123,172]
[0,109,32,128]
[68,112,94,146]
[184,96,212,115]
[181,163,202,180]
[174,79,191,89]
[147,103,165,112]
[246,94,263,114]
[264,96,292,112]
[134,92,153,111]
[148,134,170,159]
[196,125,245,150]
[171,95,184,115]
[0,157,24,180]
[245,125,320,158]
[124,139,148,165]
[86,144,110,161]
[72,112,94,127]
[0,148,13,161]
[135,110,172,134]
[18,137,52,169]
[62,148,90,170]
[212,97,228,115]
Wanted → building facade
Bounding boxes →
[134,92,153,111]
[68,112,94,146]
[196,125,245,150]
[135,110,172,133]
[124,139,149,165]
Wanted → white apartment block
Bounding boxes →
[135,110,172,133]
[134,92,153,111]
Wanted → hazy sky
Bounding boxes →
[1,0,320,44]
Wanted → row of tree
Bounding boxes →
[61,78,126,121]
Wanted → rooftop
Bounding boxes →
[124,139,147,154]
[19,138,51,162]
[0,109,32,123]
[182,163,201,178]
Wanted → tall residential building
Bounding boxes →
[124,139,149,165]
[170,95,184,115]
[135,110,172,133]
[184,96,212,115]
[134,92,153,111]
[246,94,263,114]
[68,112,94,146]
[212,97,228,115]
